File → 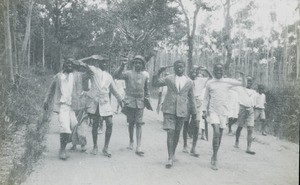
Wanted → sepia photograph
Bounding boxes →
[0,0,299,184]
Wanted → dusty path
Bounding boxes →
[23,99,299,185]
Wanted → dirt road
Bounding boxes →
[23,99,299,185]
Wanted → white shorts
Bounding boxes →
[59,104,78,134]
[254,108,266,120]
[197,107,205,130]
[207,111,228,129]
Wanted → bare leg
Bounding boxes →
[166,130,175,168]
[235,126,243,148]
[127,124,134,150]
[171,119,184,162]
[190,120,199,157]
[136,124,143,153]
[59,133,70,160]
[103,116,113,157]
[246,126,255,155]
[91,116,100,155]
[182,121,189,152]
[261,119,267,136]
[211,124,221,170]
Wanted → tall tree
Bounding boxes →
[20,0,34,68]
[296,0,300,79]
[3,0,14,84]
[222,0,234,75]
[176,0,212,71]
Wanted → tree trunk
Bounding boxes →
[21,0,34,67]
[223,0,233,75]
[12,1,18,74]
[4,0,15,84]
[297,1,300,79]
[187,35,194,72]
[42,18,45,70]
[27,34,31,68]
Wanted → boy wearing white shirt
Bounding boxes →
[202,63,246,170]
[234,77,257,155]
[73,56,123,157]
[254,85,267,136]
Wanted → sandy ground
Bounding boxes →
[23,99,299,185]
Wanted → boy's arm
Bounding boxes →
[156,91,162,114]
[152,67,168,87]
[202,86,210,118]
[199,66,213,79]
[113,60,127,80]
[72,60,94,77]
[188,83,197,119]
[110,80,123,103]
[144,75,150,99]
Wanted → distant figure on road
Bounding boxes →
[43,58,85,160]
[114,55,150,157]
[182,65,212,157]
[152,60,197,169]
[227,87,240,135]
[202,63,246,170]
[234,77,257,156]
[114,79,126,114]
[254,84,267,136]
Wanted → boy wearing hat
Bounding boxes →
[114,55,150,156]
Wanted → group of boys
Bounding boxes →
[44,55,149,160]
[44,55,267,171]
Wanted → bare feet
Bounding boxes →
[91,146,98,155]
[165,159,173,169]
[211,156,218,170]
[59,149,69,160]
[234,142,239,148]
[126,142,134,150]
[81,145,87,152]
[70,145,76,151]
[102,149,112,157]
[201,135,207,140]
[173,155,178,162]
[182,146,189,153]
[135,148,144,157]
[246,150,256,155]
[190,148,199,157]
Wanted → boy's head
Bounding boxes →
[258,84,264,94]
[213,63,224,79]
[90,55,109,70]
[62,58,75,73]
[99,58,109,71]
[189,65,199,80]
[133,55,146,72]
[246,76,253,89]
[173,60,185,76]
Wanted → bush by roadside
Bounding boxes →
[263,82,300,144]
[0,68,52,185]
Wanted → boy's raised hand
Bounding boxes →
[158,66,167,74]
